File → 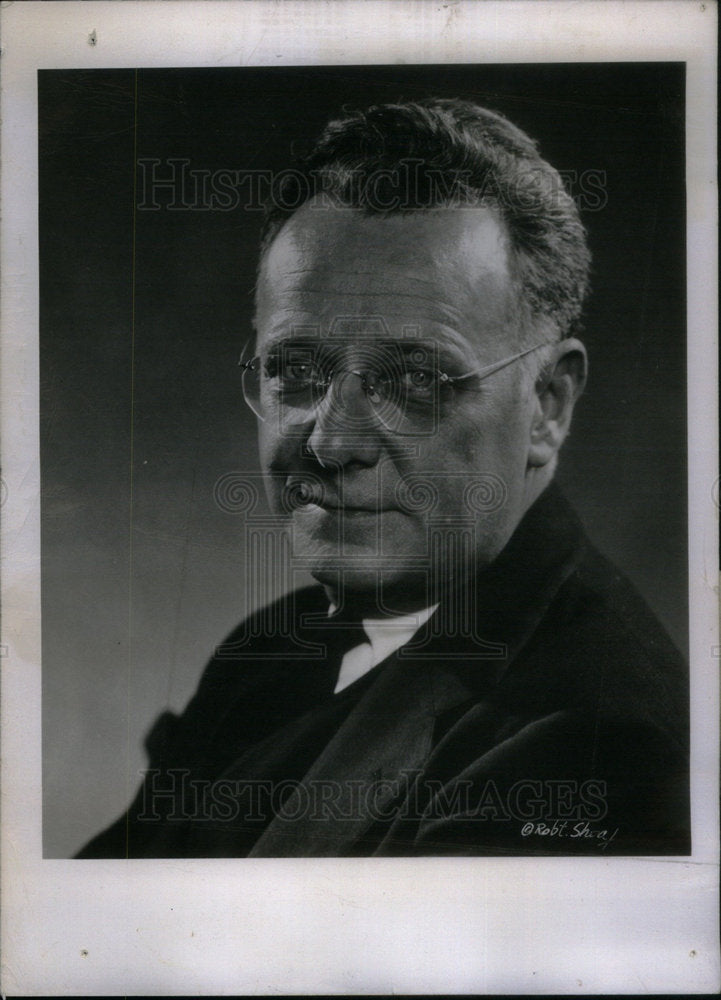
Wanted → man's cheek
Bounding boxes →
[258,429,302,478]
[259,426,286,463]
[262,476,285,516]
[257,436,289,514]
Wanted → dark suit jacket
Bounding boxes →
[77,484,690,858]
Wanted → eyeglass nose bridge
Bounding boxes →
[240,348,440,437]
[310,366,386,429]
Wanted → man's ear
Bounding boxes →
[527,338,587,468]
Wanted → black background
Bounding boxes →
[40,64,686,856]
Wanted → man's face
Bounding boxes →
[254,201,540,609]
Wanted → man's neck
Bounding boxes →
[523,461,557,514]
[321,575,441,619]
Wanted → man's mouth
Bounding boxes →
[317,504,383,515]
[282,479,395,514]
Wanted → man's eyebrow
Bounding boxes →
[256,336,470,368]
[260,333,323,353]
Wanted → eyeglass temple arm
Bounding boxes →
[239,341,548,379]
[446,342,548,384]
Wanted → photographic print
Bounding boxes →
[41,62,690,861]
[2,2,717,995]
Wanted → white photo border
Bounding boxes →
[1,1,718,994]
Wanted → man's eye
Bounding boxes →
[263,358,317,383]
[401,368,438,393]
[283,362,315,382]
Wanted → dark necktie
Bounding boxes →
[318,614,370,694]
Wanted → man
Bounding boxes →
[78,99,689,858]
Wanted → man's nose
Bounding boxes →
[305,370,383,468]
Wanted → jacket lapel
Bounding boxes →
[247,640,482,856]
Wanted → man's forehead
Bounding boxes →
[263,201,507,275]
[256,201,514,338]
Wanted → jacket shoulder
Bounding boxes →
[502,541,688,748]
[143,584,327,762]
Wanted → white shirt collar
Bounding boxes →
[328,603,438,694]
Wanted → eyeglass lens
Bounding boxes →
[242,341,444,437]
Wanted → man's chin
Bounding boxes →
[309,563,389,592]
[309,563,435,615]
